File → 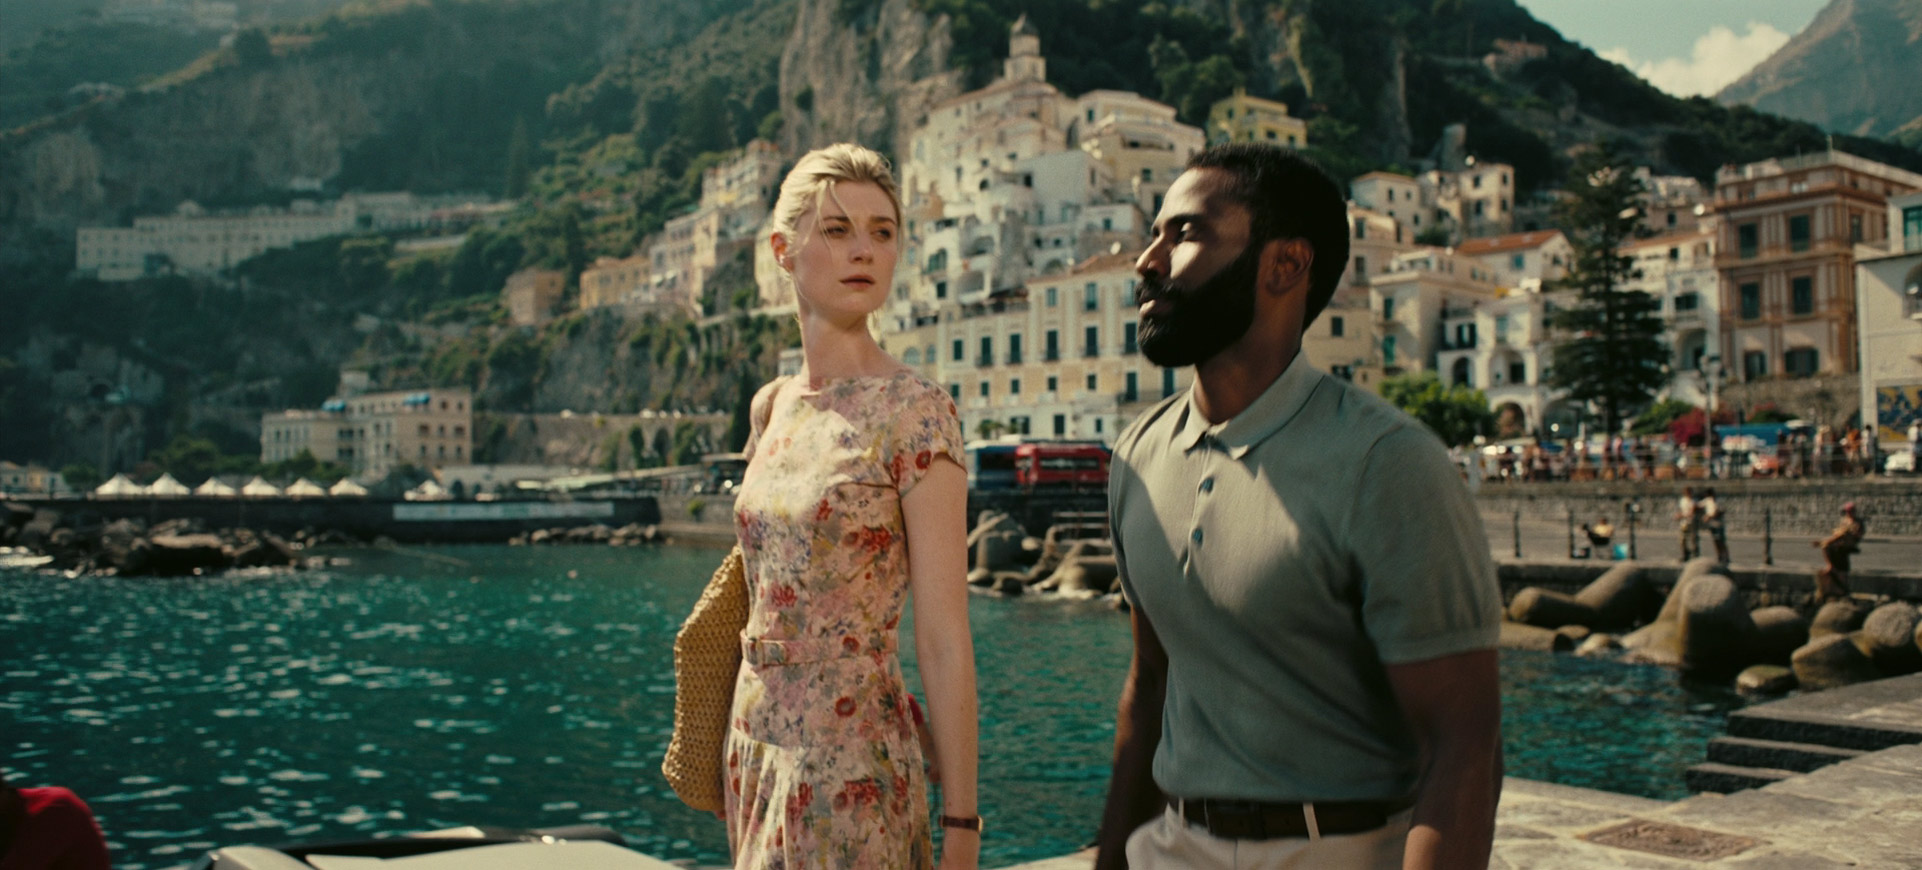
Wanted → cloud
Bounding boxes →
[1603,22,1791,97]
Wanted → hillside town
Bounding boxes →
[25,19,1922,496]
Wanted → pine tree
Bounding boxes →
[1546,145,1668,436]
[503,116,532,200]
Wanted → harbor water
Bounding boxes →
[2,545,1744,868]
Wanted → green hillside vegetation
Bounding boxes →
[0,24,222,129]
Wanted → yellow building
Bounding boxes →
[261,388,474,477]
[502,268,566,327]
[1206,89,1307,149]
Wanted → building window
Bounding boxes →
[1905,206,1922,248]
[1083,283,1099,311]
[1084,326,1099,358]
[1674,292,1699,312]
[1509,360,1526,384]
[1353,218,1366,240]
[935,281,948,299]
[1382,297,1395,320]
[1052,414,1067,436]
[1739,282,1761,320]
[952,339,964,362]
[1008,333,1023,364]
[1790,276,1814,315]
[1743,351,1768,380]
[1784,347,1819,378]
[1123,322,1138,354]
[949,383,960,400]
[904,347,921,365]
[1162,368,1176,397]
[1124,372,1138,402]
[1354,256,1367,280]
[1788,214,1811,253]
[1738,223,1759,259]
[1046,287,1057,307]
[1045,330,1060,361]
[1382,335,1397,366]
[1010,378,1021,395]
[1850,213,1864,243]
[1452,358,1471,387]
[1047,375,1058,393]
[979,336,994,367]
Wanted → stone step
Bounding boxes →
[1684,761,1797,794]
[1705,735,1864,773]
[1725,706,1922,752]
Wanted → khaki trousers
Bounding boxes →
[1125,804,1411,869]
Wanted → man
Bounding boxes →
[1699,488,1729,565]
[1676,486,1700,561]
[1095,145,1503,870]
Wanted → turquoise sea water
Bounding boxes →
[2,545,1743,868]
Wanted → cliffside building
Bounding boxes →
[640,140,783,315]
[1713,150,1922,386]
[502,268,566,327]
[261,388,473,477]
[1350,161,1517,246]
[1205,89,1306,148]
[1856,190,1922,436]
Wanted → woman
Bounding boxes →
[725,143,979,870]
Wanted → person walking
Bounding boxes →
[1676,485,1701,561]
[1095,145,1503,870]
[724,144,978,870]
[1812,502,1866,603]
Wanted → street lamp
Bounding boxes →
[1700,354,1723,478]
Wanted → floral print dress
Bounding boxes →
[726,370,963,870]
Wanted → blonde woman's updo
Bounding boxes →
[770,143,903,251]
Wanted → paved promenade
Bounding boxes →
[1001,749,1922,869]
[1481,511,1922,576]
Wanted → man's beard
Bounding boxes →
[1135,242,1262,368]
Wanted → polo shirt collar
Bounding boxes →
[1174,352,1325,459]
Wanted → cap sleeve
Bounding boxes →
[742,376,788,464]
[887,378,964,496]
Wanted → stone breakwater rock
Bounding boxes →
[1735,664,1797,694]
[1499,621,1574,652]
[1574,633,1621,658]
[1555,625,1592,644]
[1035,539,1118,597]
[968,511,1024,573]
[1749,606,1810,666]
[1573,563,1659,629]
[1810,599,1869,639]
[1507,588,1597,629]
[5,504,303,576]
[1622,566,1760,675]
[1792,633,1881,690]
[1857,602,1922,676]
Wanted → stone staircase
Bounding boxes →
[1685,673,1922,793]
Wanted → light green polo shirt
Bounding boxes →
[1111,353,1501,803]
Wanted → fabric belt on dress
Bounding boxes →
[1165,794,1414,841]
[741,633,895,666]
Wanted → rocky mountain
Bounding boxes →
[1717,0,1922,145]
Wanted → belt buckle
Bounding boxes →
[1203,800,1266,840]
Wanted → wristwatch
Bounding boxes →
[939,814,985,834]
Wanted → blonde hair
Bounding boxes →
[770,143,902,255]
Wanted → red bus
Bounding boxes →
[1013,442,1111,489]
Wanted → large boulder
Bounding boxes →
[17,508,62,550]
[1574,633,1621,658]
[1673,573,1759,677]
[1749,606,1810,666]
[1856,603,1922,676]
[1809,600,1869,639]
[1046,555,1118,598]
[1656,561,1734,623]
[1574,563,1659,628]
[1499,621,1573,652]
[1507,588,1599,629]
[140,533,233,576]
[230,531,298,569]
[1735,665,1797,695]
[971,512,1026,573]
[1792,634,1881,690]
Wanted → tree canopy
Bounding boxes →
[1380,372,1495,447]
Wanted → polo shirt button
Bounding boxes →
[1191,528,1204,545]
[1199,477,1214,493]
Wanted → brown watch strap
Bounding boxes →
[939,814,984,833]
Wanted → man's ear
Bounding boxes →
[1262,237,1313,296]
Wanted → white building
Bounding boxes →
[1622,226,1722,406]
[1857,191,1922,440]
[1454,230,1571,288]
[1370,248,1504,377]
[262,388,473,478]
[644,140,784,314]
[1434,280,1555,438]
[1350,161,1517,245]
[75,192,498,281]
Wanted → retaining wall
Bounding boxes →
[1475,478,1922,537]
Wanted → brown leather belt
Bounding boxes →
[1166,794,1414,840]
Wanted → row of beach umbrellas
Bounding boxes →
[93,473,370,499]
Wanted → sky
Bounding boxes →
[1517,0,1830,98]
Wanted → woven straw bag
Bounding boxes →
[663,545,748,813]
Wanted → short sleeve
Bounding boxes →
[742,376,788,464]
[886,379,964,496]
[1347,425,1503,664]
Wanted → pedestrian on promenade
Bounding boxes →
[1676,485,1701,561]
[1909,419,1921,469]
[1580,515,1615,558]
[0,776,112,870]
[1096,145,1503,870]
[1812,502,1866,603]
[1699,487,1729,565]
[725,143,978,870]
